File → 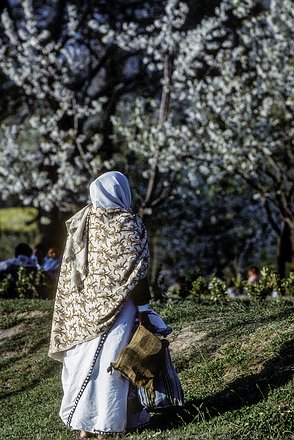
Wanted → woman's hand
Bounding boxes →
[137,305,173,336]
[138,311,158,333]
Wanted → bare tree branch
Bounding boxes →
[143,51,174,212]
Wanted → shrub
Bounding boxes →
[190,276,209,302]
[245,281,271,303]
[281,271,294,297]
[188,267,294,305]
[245,267,282,303]
[0,274,14,297]
[0,267,47,299]
[209,277,228,303]
[15,267,47,298]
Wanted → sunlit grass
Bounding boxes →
[1,299,293,439]
[0,207,38,232]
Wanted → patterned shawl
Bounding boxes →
[48,206,149,362]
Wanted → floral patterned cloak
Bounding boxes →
[49,207,149,362]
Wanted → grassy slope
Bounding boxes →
[0,207,38,232]
[0,299,293,440]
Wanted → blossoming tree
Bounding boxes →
[1,0,291,276]
[111,0,293,274]
[0,0,164,229]
[174,0,294,273]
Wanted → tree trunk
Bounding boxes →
[277,221,294,278]
[290,224,294,273]
[140,52,174,219]
[38,206,67,252]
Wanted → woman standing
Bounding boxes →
[49,171,152,439]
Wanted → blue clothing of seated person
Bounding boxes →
[42,247,61,277]
[31,243,47,269]
[0,243,36,273]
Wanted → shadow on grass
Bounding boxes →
[207,304,294,341]
[0,362,60,400]
[148,338,294,430]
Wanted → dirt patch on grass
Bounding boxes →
[169,325,207,355]
[0,323,24,343]
[2,350,21,359]
[18,310,47,320]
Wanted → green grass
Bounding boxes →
[0,207,38,232]
[0,207,40,259]
[0,299,293,439]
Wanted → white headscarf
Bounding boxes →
[90,171,132,210]
[63,172,132,289]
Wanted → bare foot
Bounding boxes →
[79,430,91,439]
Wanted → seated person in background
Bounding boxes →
[42,247,61,278]
[0,243,37,274]
[247,265,260,284]
[31,243,47,268]
[227,280,239,298]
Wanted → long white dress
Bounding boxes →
[59,298,150,435]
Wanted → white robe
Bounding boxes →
[59,299,150,434]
